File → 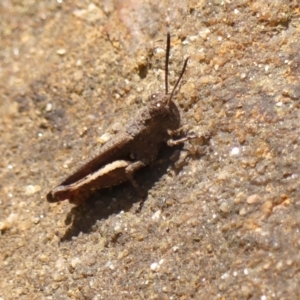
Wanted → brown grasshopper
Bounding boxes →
[47,33,191,205]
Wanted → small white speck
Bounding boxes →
[137,86,144,93]
[152,210,161,220]
[56,48,66,55]
[38,133,43,137]
[199,28,210,40]
[172,246,179,252]
[244,268,249,275]
[155,47,164,54]
[99,132,112,143]
[46,103,53,112]
[189,35,198,41]
[8,165,13,170]
[265,65,269,72]
[221,272,229,279]
[276,102,282,107]
[150,262,159,271]
[70,257,80,268]
[114,222,121,231]
[261,296,267,300]
[230,147,240,156]
[13,48,19,56]
[234,9,239,14]
[63,158,73,169]
[105,260,115,270]
[240,73,247,80]
[24,185,41,195]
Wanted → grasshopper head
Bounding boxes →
[145,39,189,130]
[131,34,188,133]
[146,33,189,130]
[147,92,181,130]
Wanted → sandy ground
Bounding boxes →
[1,0,300,299]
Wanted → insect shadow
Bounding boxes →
[60,144,184,241]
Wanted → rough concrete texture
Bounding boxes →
[1,0,300,299]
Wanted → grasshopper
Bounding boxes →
[47,33,191,205]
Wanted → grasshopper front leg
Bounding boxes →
[167,132,197,146]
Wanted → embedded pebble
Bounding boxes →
[247,194,260,204]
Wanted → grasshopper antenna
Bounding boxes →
[169,57,189,104]
[165,33,171,95]
[165,33,189,103]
